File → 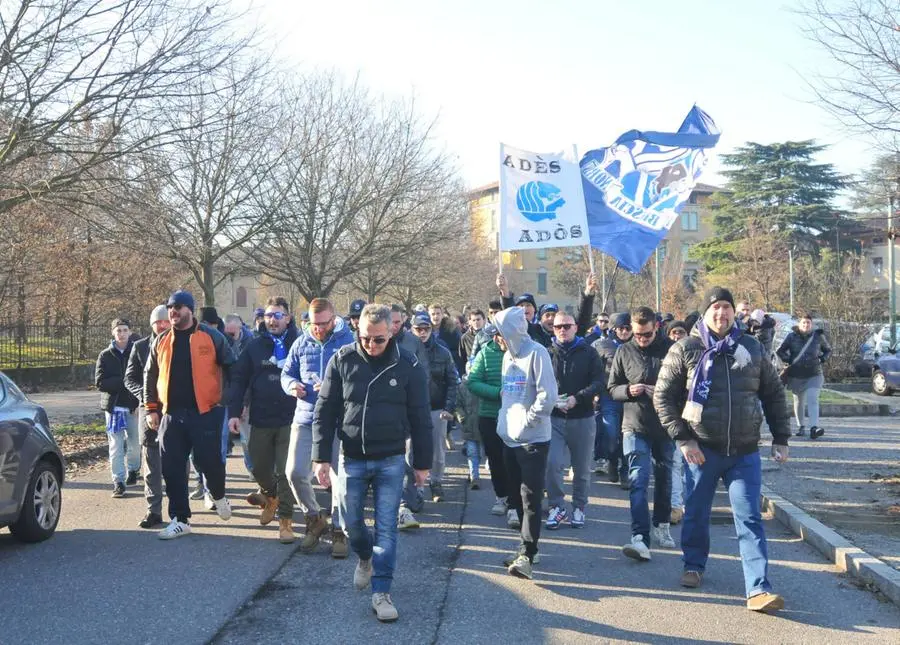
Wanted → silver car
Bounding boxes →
[0,372,65,542]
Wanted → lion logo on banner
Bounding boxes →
[516,181,566,222]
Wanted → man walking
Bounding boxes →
[459,308,487,371]
[593,313,633,484]
[608,306,675,561]
[545,310,604,530]
[145,290,237,539]
[411,312,458,503]
[654,287,790,612]
[312,304,432,622]
[96,318,141,498]
[281,297,355,556]
[223,313,254,473]
[228,297,299,544]
[124,306,169,528]
[493,307,557,580]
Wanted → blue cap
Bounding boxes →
[166,290,195,313]
[412,312,432,328]
[539,303,559,316]
[483,323,499,338]
[349,299,366,316]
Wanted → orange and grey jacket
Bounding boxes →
[144,321,236,415]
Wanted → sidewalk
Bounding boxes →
[761,416,900,574]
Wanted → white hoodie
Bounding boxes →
[494,307,558,447]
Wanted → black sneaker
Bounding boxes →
[810,426,825,440]
[189,484,206,500]
[139,512,163,529]
[125,470,139,486]
[112,482,126,498]
[795,426,806,437]
[469,480,480,491]
[431,482,444,502]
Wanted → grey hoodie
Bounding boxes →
[494,307,558,447]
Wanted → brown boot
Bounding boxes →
[299,512,328,552]
[331,527,348,559]
[278,517,295,544]
[245,490,266,508]
[260,496,279,525]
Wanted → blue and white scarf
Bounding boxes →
[682,320,751,424]
[106,407,129,434]
[267,332,289,368]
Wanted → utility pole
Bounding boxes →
[890,194,896,349]
[788,248,795,318]
[655,246,661,312]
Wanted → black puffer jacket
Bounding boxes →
[654,326,790,455]
[96,341,139,413]
[608,334,672,438]
[776,328,831,379]
[227,323,300,427]
[747,315,776,356]
[124,336,152,404]
[422,334,459,412]
[312,338,433,469]
[550,337,604,419]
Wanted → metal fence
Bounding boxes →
[0,320,141,369]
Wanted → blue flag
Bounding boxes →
[579,106,720,273]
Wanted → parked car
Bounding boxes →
[872,351,900,396]
[0,372,65,542]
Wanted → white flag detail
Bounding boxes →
[498,143,589,251]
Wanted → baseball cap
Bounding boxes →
[514,293,537,308]
[412,312,432,328]
[349,299,366,316]
[483,323,499,338]
[611,312,631,329]
[539,303,559,316]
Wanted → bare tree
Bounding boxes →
[253,74,466,302]
[800,1,900,143]
[0,0,252,215]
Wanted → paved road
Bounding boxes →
[3,442,899,644]
[30,390,101,424]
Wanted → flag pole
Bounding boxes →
[497,231,503,275]
[602,262,620,312]
[572,142,595,276]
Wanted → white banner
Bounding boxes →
[498,143,589,251]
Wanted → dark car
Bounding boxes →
[0,372,65,542]
[871,352,900,396]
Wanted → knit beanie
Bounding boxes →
[702,287,735,312]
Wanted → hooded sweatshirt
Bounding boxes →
[494,307,558,448]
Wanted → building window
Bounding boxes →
[681,242,692,260]
[681,211,698,231]
[536,248,548,260]
[537,268,548,295]
[873,257,884,275]
[236,286,247,308]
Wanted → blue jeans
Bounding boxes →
[623,432,674,544]
[682,447,772,598]
[465,440,481,480]
[594,398,622,460]
[338,453,405,593]
[105,409,140,484]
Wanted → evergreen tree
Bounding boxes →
[694,140,848,272]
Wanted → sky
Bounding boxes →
[243,0,875,191]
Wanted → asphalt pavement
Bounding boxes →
[3,443,899,644]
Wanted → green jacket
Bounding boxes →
[466,340,503,418]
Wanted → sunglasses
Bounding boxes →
[634,331,655,339]
[166,303,184,311]
[553,323,575,330]
[359,335,388,345]
[263,311,286,320]
[597,319,609,325]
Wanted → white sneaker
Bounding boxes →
[507,508,520,530]
[491,497,508,516]
[203,492,216,511]
[398,507,420,530]
[622,535,651,561]
[652,523,676,548]
[214,496,232,521]
[354,558,373,590]
[158,518,191,540]
[593,459,608,474]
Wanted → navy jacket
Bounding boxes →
[96,340,139,413]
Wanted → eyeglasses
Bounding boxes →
[310,317,334,328]
[634,331,655,339]
[553,323,575,330]
[263,311,286,320]
[359,335,388,345]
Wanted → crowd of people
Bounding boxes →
[91,274,833,622]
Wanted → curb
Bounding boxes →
[761,486,900,607]
[819,403,890,417]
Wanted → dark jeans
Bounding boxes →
[596,398,627,478]
[159,407,227,522]
[249,424,296,519]
[138,409,163,515]
[623,432,674,545]
[503,441,549,562]
[478,416,508,499]
[682,447,772,598]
